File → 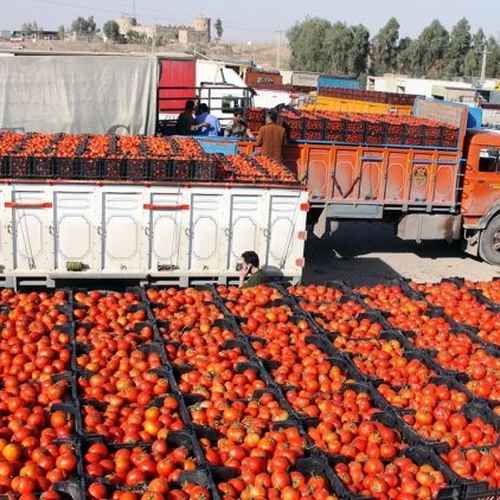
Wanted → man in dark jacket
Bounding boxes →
[175,100,196,136]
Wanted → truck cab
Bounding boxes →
[462,129,500,265]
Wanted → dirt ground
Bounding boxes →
[302,221,499,287]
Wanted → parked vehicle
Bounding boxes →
[0,50,253,134]
[0,134,307,287]
[317,74,360,90]
[157,57,253,129]
[240,98,500,265]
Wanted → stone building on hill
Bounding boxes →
[115,15,211,45]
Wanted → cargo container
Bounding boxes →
[245,69,283,87]
[0,50,253,134]
[303,96,413,116]
[0,181,307,288]
[318,87,417,106]
[481,104,500,128]
[240,98,500,266]
[317,75,360,90]
[281,70,319,88]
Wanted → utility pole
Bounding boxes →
[480,44,488,83]
[276,30,283,70]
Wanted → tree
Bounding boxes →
[446,18,472,77]
[415,20,449,77]
[103,20,121,42]
[464,29,486,77]
[287,17,332,72]
[58,25,65,40]
[371,17,400,75]
[486,36,500,78]
[71,16,96,37]
[126,30,147,44]
[397,38,420,74]
[21,21,39,34]
[215,18,223,39]
[325,22,354,74]
[349,24,370,76]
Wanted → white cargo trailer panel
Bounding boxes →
[0,183,308,287]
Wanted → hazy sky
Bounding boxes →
[3,0,500,42]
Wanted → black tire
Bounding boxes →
[479,215,500,265]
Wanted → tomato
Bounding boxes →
[88,482,108,499]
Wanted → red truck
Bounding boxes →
[240,99,500,265]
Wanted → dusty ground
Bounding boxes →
[302,221,499,287]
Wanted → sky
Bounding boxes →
[3,0,500,42]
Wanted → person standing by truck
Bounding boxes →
[255,111,286,162]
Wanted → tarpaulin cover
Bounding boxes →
[0,55,158,135]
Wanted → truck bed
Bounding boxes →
[240,98,468,216]
[240,141,462,215]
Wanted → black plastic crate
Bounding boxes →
[72,158,102,179]
[102,158,125,180]
[9,155,31,177]
[126,158,149,180]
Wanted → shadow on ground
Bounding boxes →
[302,221,496,287]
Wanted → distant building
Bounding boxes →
[11,30,60,41]
[115,15,211,45]
[0,30,11,39]
[367,74,473,98]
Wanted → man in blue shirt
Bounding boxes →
[196,103,221,137]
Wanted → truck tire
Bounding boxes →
[479,215,500,265]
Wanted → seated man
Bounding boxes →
[239,251,266,288]
[175,100,196,136]
[196,103,221,137]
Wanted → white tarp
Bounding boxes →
[0,55,158,135]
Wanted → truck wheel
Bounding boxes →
[479,215,500,265]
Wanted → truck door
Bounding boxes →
[266,194,302,271]
[54,191,96,272]
[101,192,143,272]
[10,191,51,273]
[188,193,224,272]
[462,145,500,216]
[225,193,263,272]
[158,59,196,119]
[146,190,187,273]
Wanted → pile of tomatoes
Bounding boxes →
[0,290,77,498]
[0,133,298,186]
[0,279,498,499]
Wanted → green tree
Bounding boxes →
[103,20,121,42]
[371,17,400,75]
[71,16,96,36]
[21,21,39,34]
[415,20,449,77]
[397,38,420,75]
[57,25,65,39]
[349,24,370,76]
[464,29,486,77]
[215,18,223,39]
[325,22,355,74]
[126,30,147,44]
[287,17,332,72]
[486,36,500,78]
[446,18,471,77]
